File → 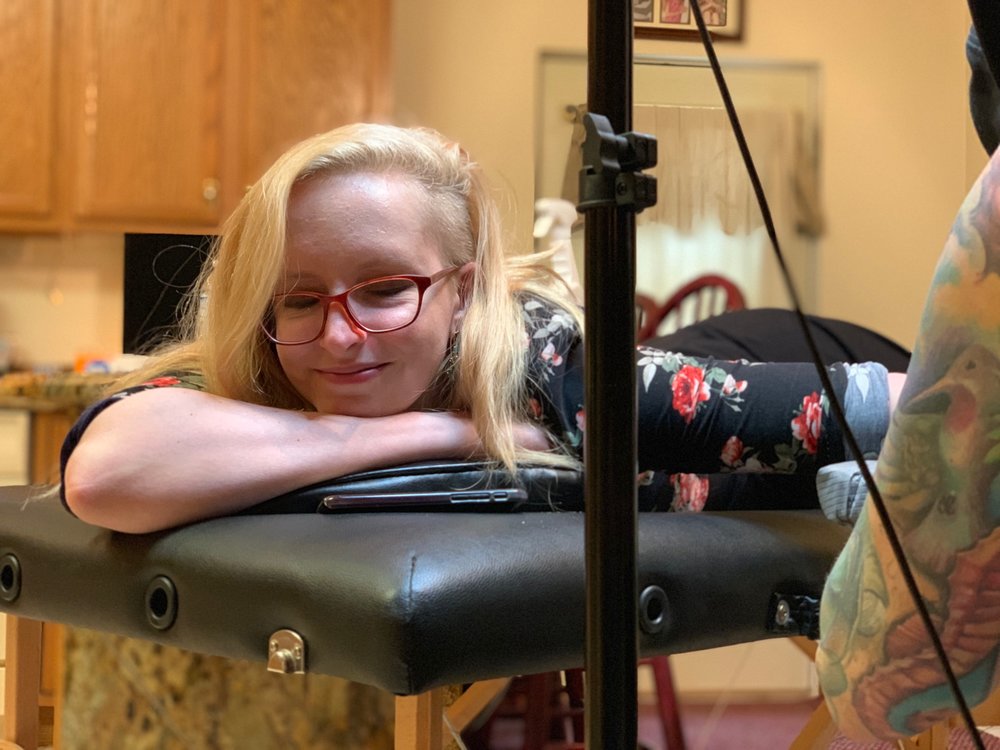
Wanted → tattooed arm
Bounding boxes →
[816,151,1000,741]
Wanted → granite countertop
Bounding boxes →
[0,372,116,411]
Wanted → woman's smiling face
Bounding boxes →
[275,171,469,417]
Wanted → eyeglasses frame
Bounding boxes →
[263,266,462,346]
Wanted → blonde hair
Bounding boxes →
[118,123,583,473]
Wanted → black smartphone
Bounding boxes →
[319,488,528,513]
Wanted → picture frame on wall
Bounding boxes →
[633,0,744,41]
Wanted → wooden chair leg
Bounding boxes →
[789,636,817,660]
[644,656,687,750]
[564,668,585,742]
[443,678,510,737]
[395,689,445,750]
[47,625,63,750]
[522,673,558,750]
[3,616,41,750]
[789,698,839,750]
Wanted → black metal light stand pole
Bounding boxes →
[578,1,657,748]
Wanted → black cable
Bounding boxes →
[687,2,986,747]
[131,242,210,353]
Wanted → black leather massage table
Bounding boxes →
[0,462,850,749]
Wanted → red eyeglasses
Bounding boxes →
[263,267,461,345]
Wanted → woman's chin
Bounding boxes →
[310,393,418,418]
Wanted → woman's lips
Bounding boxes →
[316,363,387,385]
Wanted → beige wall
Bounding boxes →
[0,0,985,366]
[0,234,123,370]
[394,0,982,348]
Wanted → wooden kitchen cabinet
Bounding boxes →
[0,0,391,234]
[0,0,63,231]
[64,0,228,230]
[235,0,392,191]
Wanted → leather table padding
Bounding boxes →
[0,485,848,695]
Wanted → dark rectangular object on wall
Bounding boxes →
[122,233,213,354]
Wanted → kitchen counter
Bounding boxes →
[0,372,115,412]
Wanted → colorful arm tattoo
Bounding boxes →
[817,150,1000,741]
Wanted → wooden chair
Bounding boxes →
[2,617,41,750]
[466,658,685,750]
[636,274,746,342]
[2,617,60,750]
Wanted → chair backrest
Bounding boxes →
[636,274,746,341]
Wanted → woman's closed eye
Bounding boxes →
[354,279,418,305]
[277,293,321,312]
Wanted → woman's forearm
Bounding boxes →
[63,387,485,533]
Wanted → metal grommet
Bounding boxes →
[638,585,668,635]
[145,575,178,631]
[0,553,21,603]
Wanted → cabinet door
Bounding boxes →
[67,0,226,228]
[235,0,391,190]
[0,0,61,229]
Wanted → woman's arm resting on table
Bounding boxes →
[817,152,1000,741]
[64,386,546,534]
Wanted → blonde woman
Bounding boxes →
[62,123,895,533]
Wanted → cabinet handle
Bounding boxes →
[202,178,220,202]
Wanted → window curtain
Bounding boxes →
[563,103,822,238]
[560,103,823,308]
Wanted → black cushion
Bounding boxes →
[0,484,848,694]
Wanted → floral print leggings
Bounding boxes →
[522,297,892,513]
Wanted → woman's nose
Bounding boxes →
[319,301,367,347]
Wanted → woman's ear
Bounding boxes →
[451,262,477,332]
